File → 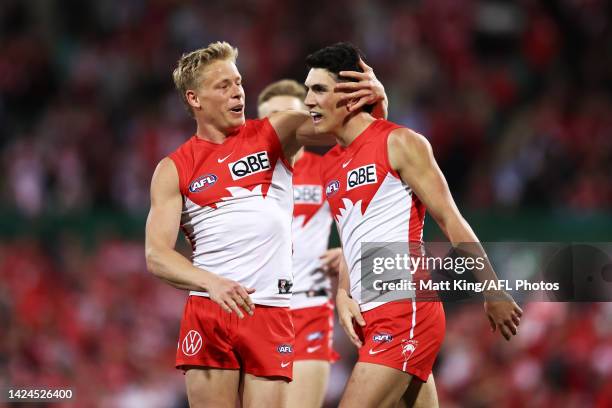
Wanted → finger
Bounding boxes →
[488,315,496,332]
[498,324,512,341]
[235,288,254,315]
[348,97,372,112]
[219,301,233,314]
[358,58,373,72]
[335,80,371,92]
[514,304,523,317]
[504,320,518,336]
[226,298,244,319]
[511,313,521,326]
[353,309,366,327]
[338,90,373,105]
[337,71,370,82]
[246,287,256,294]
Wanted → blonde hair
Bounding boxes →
[172,41,238,113]
[257,79,306,107]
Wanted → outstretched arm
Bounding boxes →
[145,158,255,318]
[388,129,523,340]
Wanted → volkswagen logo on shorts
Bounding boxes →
[277,344,293,354]
[182,330,203,356]
[325,180,340,197]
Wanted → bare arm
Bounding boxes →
[388,129,523,340]
[145,158,255,317]
[336,252,365,347]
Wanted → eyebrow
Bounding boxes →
[306,83,328,92]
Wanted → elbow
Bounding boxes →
[145,246,162,277]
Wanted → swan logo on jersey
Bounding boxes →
[189,174,218,193]
[325,180,340,197]
[277,344,293,354]
[347,164,377,191]
[228,151,271,180]
[294,185,323,204]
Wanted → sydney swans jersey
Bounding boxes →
[321,120,426,311]
[169,119,293,307]
[291,152,333,309]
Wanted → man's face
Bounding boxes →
[304,68,348,134]
[257,95,305,118]
[190,59,245,132]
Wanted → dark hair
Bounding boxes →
[305,42,374,113]
[306,42,364,78]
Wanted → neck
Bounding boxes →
[195,118,235,144]
[334,112,376,147]
[294,147,305,162]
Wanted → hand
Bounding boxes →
[337,289,366,347]
[484,290,523,341]
[320,247,343,276]
[335,58,387,112]
[207,275,256,319]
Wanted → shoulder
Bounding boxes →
[388,127,432,156]
[387,128,433,171]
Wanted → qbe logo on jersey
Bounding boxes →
[294,185,323,204]
[228,151,271,180]
[347,164,377,191]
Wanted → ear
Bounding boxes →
[185,90,201,110]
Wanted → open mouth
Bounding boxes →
[310,111,323,123]
[230,105,244,114]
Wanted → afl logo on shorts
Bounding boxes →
[189,174,218,193]
[277,344,293,354]
[228,151,271,180]
[325,180,340,197]
[373,333,393,343]
[182,330,203,356]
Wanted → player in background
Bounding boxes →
[304,43,523,408]
[145,42,387,408]
[257,73,387,408]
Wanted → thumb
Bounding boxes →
[246,287,256,294]
[353,308,366,327]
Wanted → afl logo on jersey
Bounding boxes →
[325,180,340,197]
[347,164,377,191]
[228,151,271,180]
[189,174,218,193]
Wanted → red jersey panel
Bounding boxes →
[320,119,426,311]
[169,119,294,307]
[291,151,333,309]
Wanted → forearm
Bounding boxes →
[145,245,214,291]
[337,257,351,296]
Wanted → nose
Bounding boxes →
[231,83,244,100]
[304,89,315,108]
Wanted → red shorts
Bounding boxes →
[176,296,295,381]
[291,301,339,362]
[355,300,445,382]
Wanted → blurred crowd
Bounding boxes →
[0,239,611,407]
[1,0,611,216]
[1,0,612,407]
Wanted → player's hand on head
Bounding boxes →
[320,247,343,276]
[335,58,386,112]
[336,289,366,348]
[484,290,523,341]
[207,275,256,318]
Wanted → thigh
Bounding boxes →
[241,372,289,408]
[287,360,331,408]
[340,362,411,408]
[397,374,438,408]
[185,367,240,408]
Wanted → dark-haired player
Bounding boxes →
[304,42,523,408]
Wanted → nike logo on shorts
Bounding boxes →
[368,347,388,355]
[281,361,291,368]
[342,159,353,168]
[217,152,233,163]
[306,345,322,353]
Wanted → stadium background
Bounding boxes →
[1,0,611,406]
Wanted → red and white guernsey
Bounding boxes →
[321,119,426,312]
[291,151,333,309]
[169,118,294,307]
